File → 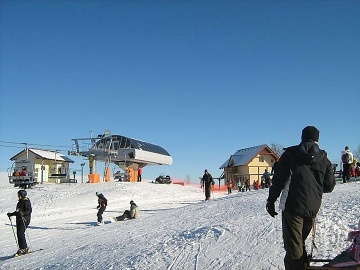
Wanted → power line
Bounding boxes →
[0,140,73,150]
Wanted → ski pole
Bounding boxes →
[9,216,19,249]
[21,216,32,250]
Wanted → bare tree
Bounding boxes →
[354,145,360,160]
[270,143,285,158]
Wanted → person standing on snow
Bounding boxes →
[266,126,336,270]
[262,169,271,188]
[227,178,232,194]
[113,200,139,221]
[341,146,354,183]
[237,181,242,192]
[96,191,107,225]
[201,169,215,200]
[137,166,143,182]
[245,178,251,192]
[7,190,32,256]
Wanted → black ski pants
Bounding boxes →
[282,211,314,270]
[97,206,106,223]
[115,210,132,221]
[204,184,211,200]
[342,163,351,183]
[16,217,30,249]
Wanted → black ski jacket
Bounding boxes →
[202,173,214,187]
[268,141,335,217]
[97,194,107,208]
[9,198,32,226]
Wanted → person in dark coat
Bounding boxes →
[201,169,215,200]
[245,178,251,192]
[96,191,107,225]
[266,126,336,270]
[262,169,271,188]
[7,189,32,256]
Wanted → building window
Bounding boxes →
[259,157,264,162]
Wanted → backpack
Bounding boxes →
[342,152,350,164]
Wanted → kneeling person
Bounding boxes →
[114,200,139,221]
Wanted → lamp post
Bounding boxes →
[80,163,85,183]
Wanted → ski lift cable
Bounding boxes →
[0,140,73,152]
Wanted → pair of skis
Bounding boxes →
[7,216,42,259]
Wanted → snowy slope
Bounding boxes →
[0,178,359,270]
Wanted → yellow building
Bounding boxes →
[9,148,74,186]
[219,144,279,187]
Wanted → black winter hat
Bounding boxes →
[301,126,319,142]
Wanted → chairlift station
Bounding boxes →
[69,130,173,181]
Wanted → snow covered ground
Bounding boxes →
[0,175,359,270]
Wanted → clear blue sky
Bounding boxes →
[0,1,359,182]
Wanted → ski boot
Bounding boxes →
[14,249,26,257]
[97,219,104,226]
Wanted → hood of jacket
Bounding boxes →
[296,141,325,165]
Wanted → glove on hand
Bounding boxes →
[266,201,278,218]
[7,212,12,217]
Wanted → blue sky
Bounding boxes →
[0,1,359,182]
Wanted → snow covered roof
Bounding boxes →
[219,144,277,169]
[10,148,74,163]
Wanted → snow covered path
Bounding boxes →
[0,181,359,270]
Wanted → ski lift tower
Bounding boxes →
[69,130,173,182]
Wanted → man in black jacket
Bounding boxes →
[7,190,32,256]
[201,169,215,200]
[266,126,335,270]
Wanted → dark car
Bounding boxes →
[113,171,129,182]
[154,175,171,184]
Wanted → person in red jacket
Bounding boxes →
[137,167,143,182]
[227,178,232,194]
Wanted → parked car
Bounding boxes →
[154,175,171,184]
[113,171,129,182]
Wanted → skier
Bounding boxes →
[7,190,32,256]
[201,169,215,200]
[96,191,107,225]
[113,200,139,221]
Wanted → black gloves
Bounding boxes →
[266,201,278,218]
[7,212,12,217]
